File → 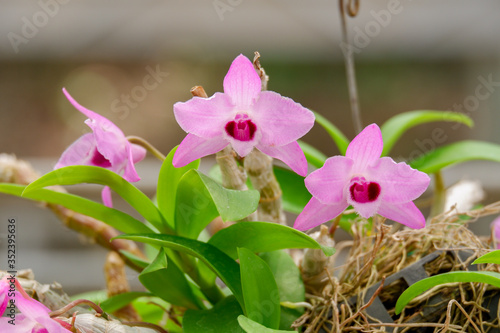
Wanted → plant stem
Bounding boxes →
[127,136,165,161]
[430,171,446,217]
[339,0,362,134]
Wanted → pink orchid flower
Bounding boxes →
[173,54,315,176]
[491,216,500,249]
[55,88,146,206]
[0,277,72,333]
[294,124,430,231]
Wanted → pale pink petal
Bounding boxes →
[173,134,228,167]
[54,133,95,169]
[0,280,9,315]
[346,124,383,173]
[130,143,147,164]
[101,186,113,208]
[231,138,257,158]
[173,93,234,138]
[251,91,315,146]
[294,197,348,231]
[491,216,500,249]
[0,314,36,331]
[122,146,142,182]
[305,156,353,204]
[63,89,128,167]
[377,201,427,229]
[368,157,430,204]
[257,141,309,177]
[223,54,262,108]
[349,198,382,219]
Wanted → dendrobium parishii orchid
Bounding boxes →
[55,88,146,206]
[173,54,315,176]
[0,277,72,333]
[294,124,430,231]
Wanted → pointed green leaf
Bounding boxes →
[238,316,296,333]
[313,111,349,155]
[116,233,244,310]
[157,146,200,229]
[381,110,473,156]
[472,250,500,265]
[0,184,153,234]
[175,170,259,239]
[209,222,335,260]
[22,166,169,233]
[99,291,152,313]
[119,250,150,269]
[409,140,500,173]
[273,167,311,214]
[297,140,326,168]
[395,271,500,314]
[138,248,204,309]
[239,248,280,329]
[260,251,305,330]
[184,296,245,333]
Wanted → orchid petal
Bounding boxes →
[305,156,353,204]
[55,133,95,169]
[257,141,309,177]
[173,133,228,167]
[346,123,383,173]
[122,146,142,182]
[369,157,430,203]
[230,137,256,158]
[0,280,9,316]
[63,88,128,168]
[130,143,147,164]
[252,91,315,146]
[101,186,113,208]
[174,93,234,138]
[349,198,382,219]
[0,315,35,331]
[223,54,261,108]
[294,197,348,231]
[378,201,427,229]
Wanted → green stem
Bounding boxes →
[430,171,446,217]
[127,136,165,161]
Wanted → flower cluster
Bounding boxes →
[55,54,430,231]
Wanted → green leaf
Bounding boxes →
[184,296,245,333]
[472,250,500,265]
[70,290,108,303]
[297,140,326,168]
[0,184,154,234]
[118,250,150,269]
[409,140,500,173]
[209,222,335,260]
[313,111,349,155]
[273,167,311,215]
[239,248,280,329]
[175,170,259,239]
[99,291,152,313]
[381,110,473,156]
[138,248,204,310]
[260,251,305,330]
[238,316,296,333]
[116,233,244,311]
[157,146,200,229]
[395,271,500,314]
[22,166,170,233]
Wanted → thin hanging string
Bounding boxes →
[339,0,363,134]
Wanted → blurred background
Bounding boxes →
[1,0,500,294]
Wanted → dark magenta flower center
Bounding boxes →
[225,114,256,142]
[349,177,381,203]
[92,148,112,168]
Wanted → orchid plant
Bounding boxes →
[2,52,500,333]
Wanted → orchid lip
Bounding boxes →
[225,115,257,142]
[91,148,112,168]
[349,177,381,203]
